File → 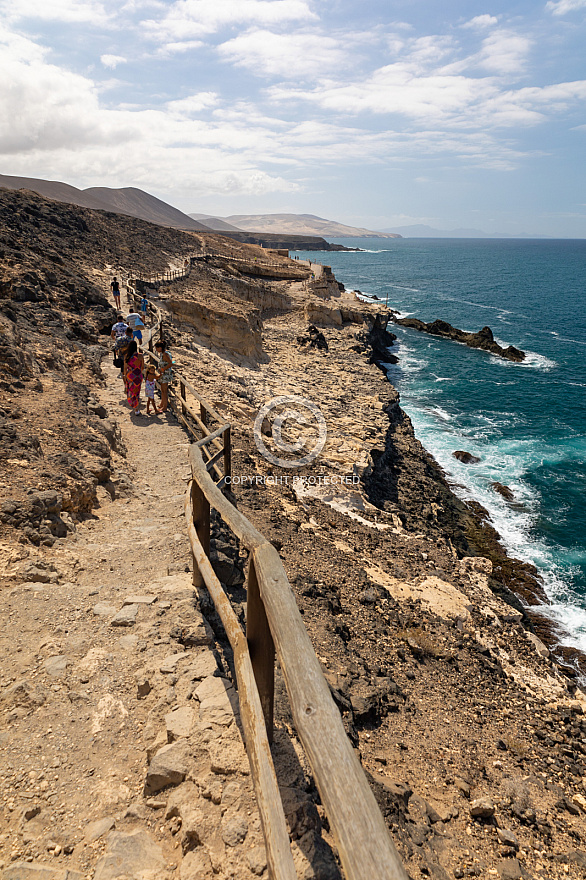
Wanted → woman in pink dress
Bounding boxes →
[124,341,145,416]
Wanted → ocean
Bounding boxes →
[291,238,586,653]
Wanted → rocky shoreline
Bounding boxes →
[393,316,526,362]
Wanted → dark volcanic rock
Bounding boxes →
[492,482,515,501]
[453,450,481,464]
[394,316,525,362]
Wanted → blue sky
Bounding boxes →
[1,0,586,235]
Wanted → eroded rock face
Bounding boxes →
[167,294,264,360]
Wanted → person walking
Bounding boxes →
[154,340,173,413]
[111,277,121,309]
[124,340,144,416]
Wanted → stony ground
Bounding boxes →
[0,330,338,880]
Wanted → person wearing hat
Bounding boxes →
[126,310,145,343]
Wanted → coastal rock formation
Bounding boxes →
[492,481,516,501]
[394,316,526,361]
[453,450,481,464]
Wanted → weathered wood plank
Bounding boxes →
[188,445,266,550]
[253,542,407,880]
[247,559,275,742]
[184,491,297,880]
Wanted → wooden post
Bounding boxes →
[191,480,210,589]
[247,559,275,742]
[223,425,232,482]
[200,403,208,430]
[159,320,164,344]
[180,380,187,417]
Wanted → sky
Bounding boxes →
[1,0,586,236]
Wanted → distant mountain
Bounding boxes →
[189,213,243,232]
[196,212,401,238]
[384,224,551,239]
[0,174,210,232]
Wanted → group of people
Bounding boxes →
[110,305,173,418]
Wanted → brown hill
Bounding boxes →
[0,174,209,231]
[215,212,402,238]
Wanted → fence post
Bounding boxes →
[191,480,210,589]
[246,557,275,742]
[223,425,231,482]
[180,380,187,417]
[200,403,208,430]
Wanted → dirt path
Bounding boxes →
[0,348,288,880]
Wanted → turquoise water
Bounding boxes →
[292,238,586,651]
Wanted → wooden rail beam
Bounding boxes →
[184,490,296,880]
[254,542,408,880]
[186,443,408,880]
[247,558,275,742]
[190,479,210,589]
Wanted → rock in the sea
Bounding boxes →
[453,451,481,464]
[491,482,515,501]
[394,316,526,361]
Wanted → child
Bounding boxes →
[140,295,148,321]
[145,365,157,415]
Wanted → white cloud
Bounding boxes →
[101,54,126,68]
[218,29,346,78]
[546,0,586,15]
[269,65,498,123]
[475,30,531,74]
[0,0,111,25]
[461,15,499,29]
[154,39,204,56]
[0,25,116,154]
[167,92,219,114]
[142,0,316,44]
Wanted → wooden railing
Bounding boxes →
[134,264,191,285]
[186,450,407,880]
[125,271,406,880]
